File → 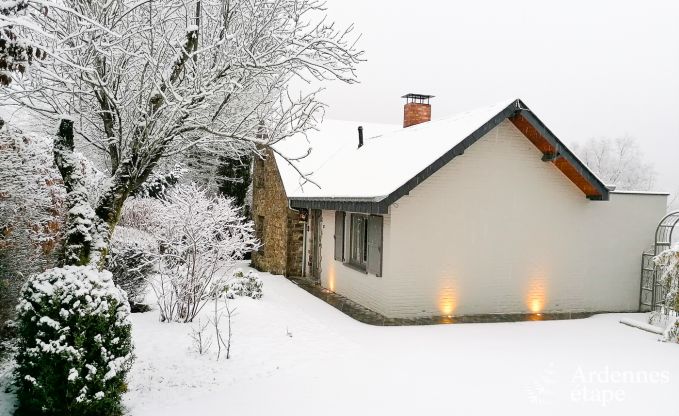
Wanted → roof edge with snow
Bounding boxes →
[290,99,610,214]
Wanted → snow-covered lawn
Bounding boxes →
[125,266,679,416]
[2,265,677,415]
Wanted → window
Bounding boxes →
[346,213,383,276]
[349,214,368,269]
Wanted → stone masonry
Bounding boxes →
[251,147,305,277]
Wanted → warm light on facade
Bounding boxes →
[438,283,458,317]
[327,264,336,292]
[526,277,547,314]
[441,302,455,316]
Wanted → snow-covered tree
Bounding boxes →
[149,184,258,323]
[2,0,363,268]
[573,136,656,191]
[130,164,185,200]
[217,154,252,213]
[0,0,47,85]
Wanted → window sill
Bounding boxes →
[342,261,368,274]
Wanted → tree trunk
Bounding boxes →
[54,119,110,268]
[54,120,154,268]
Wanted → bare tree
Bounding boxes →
[2,0,363,267]
[573,136,656,191]
[201,295,235,360]
[189,318,212,355]
[223,299,234,360]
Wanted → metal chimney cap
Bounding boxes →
[402,93,435,104]
[401,93,435,99]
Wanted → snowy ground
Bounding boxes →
[2,265,678,415]
[0,354,15,416]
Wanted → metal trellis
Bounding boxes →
[639,211,679,311]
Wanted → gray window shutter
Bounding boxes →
[367,215,383,277]
[334,211,345,261]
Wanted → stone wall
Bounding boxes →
[286,212,305,277]
[251,147,305,277]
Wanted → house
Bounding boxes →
[252,95,668,319]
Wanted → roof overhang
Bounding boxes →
[290,99,610,214]
[289,197,390,214]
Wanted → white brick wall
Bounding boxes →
[319,210,392,314]
[318,120,667,318]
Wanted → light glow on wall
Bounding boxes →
[327,263,336,292]
[526,277,548,314]
[438,283,458,317]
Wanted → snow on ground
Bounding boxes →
[2,264,677,415]
[0,355,16,415]
[125,265,679,416]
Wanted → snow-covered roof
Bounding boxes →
[276,99,515,200]
[609,190,670,196]
[272,119,400,198]
[274,98,610,213]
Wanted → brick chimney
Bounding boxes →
[402,93,434,127]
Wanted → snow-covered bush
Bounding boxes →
[0,267,22,340]
[0,128,65,269]
[150,184,259,323]
[107,226,158,309]
[118,197,165,232]
[224,270,263,300]
[652,246,679,342]
[0,127,66,337]
[14,266,133,415]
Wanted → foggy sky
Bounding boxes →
[319,0,679,204]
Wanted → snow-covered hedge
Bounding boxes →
[107,226,158,308]
[14,266,133,415]
[0,128,66,336]
[652,246,679,342]
[224,269,263,300]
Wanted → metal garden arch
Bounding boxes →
[640,211,679,311]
